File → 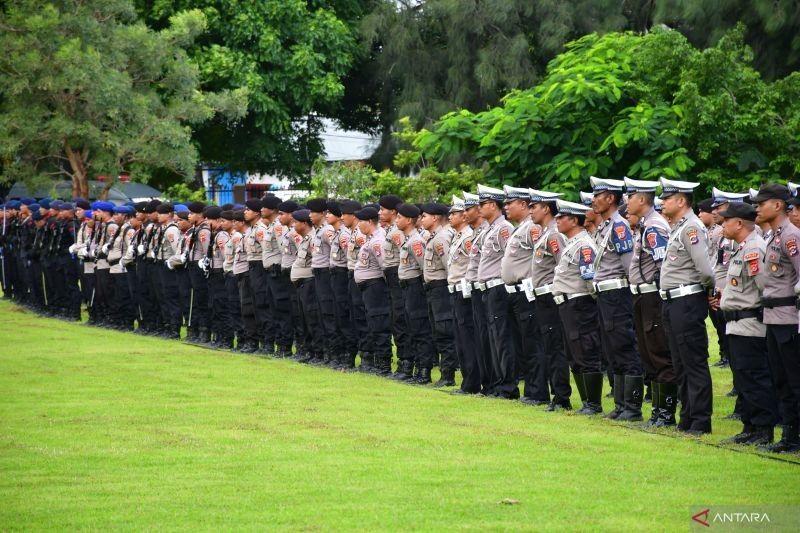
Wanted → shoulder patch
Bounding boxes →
[743,251,760,261]
[256,229,265,240]
[274,225,283,237]
[548,237,560,256]
[435,242,445,256]
[464,239,473,253]
[412,241,424,257]
[392,233,402,246]
[530,226,541,242]
[580,246,594,265]
[499,226,510,241]
[686,227,699,245]
[325,229,334,241]
[787,237,798,257]
[372,241,382,257]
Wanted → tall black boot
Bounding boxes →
[654,382,677,427]
[434,367,456,388]
[758,425,800,453]
[617,375,644,421]
[576,372,603,415]
[375,355,392,377]
[198,327,211,344]
[573,371,587,406]
[645,382,660,427]
[416,367,432,385]
[390,359,413,381]
[605,374,624,419]
[358,352,374,373]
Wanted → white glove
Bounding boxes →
[166,258,175,270]
[76,248,86,259]
[198,257,210,272]
[101,243,110,255]
[137,244,146,255]
[68,244,77,255]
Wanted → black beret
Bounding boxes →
[244,199,262,211]
[145,199,162,213]
[697,198,714,214]
[205,206,222,220]
[327,200,342,217]
[719,202,757,221]
[232,210,245,222]
[187,201,206,214]
[421,203,439,215]
[379,195,403,210]
[261,195,281,210]
[397,203,420,218]
[340,200,362,214]
[134,201,148,213]
[220,210,234,221]
[306,198,328,213]
[365,202,380,211]
[292,209,311,223]
[751,184,792,203]
[435,203,450,215]
[156,203,174,214]
[176,211,190,220]
[221,203,234,211]
[75,199,91,210]
[355,207,379,221]
[277,200,299,213]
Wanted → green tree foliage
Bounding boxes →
[415,26,800,198]
[137,0,369,180]
[0,0,246,199]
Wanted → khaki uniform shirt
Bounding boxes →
[423,228,449,282]
[721,231,766,337]
[447,226,474,284]
[659,212,714,290]
[552,230,597,296]
[531,219,564,288]
[477,215,513,282]
[761,217,800,325]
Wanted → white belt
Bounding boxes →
[593,278,629,293]
[630,282,659,295]
[448,284,456,293]
[486,278,505,289]
[504,284,517,294]
[474,282,487,291]
[659,284,705,300]
[534,284,553,296]
[553,292,593,305]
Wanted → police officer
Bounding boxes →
[185,202,212,343]
[501,185,545,405]
[277,201,306,360]
[447,196,479,394]
[396,202,435,383]
[107,205,135,330]
[291,209,325,363]
[529,189,573,411]
[715,202,779,445]
[659,177,715,435]
[552,199,604,415]
[421,202,457,387]
[231,209,258,353]
[379,195,410,376]
[476,185,518,400]
[698,197,729,368]
[341,200,371,371]
[753,184,800,453]
[354,206,393,376]
[308,198,341,366]
[590,177,643,421]
[326,200,358,369]
[624,177,677,426]
[153,203,182,339]
[203,206,232,349]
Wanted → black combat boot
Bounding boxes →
[375,355,393,377]
[576,372,603,415]
[433,367,456,388]
[358,352,374,373]
[758,425,800,453]
[654,382,677,427]
[645,382,660,427]
[198,327,211,345]
[604,374,624,419]
[721,424,756,445]
[391,359,413,381]
[742,426,774,446]
[616,375,644,422]
[416,367,432,385]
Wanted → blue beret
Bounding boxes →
[60,202,74,211]
[8,200,21,209]
[97,201,115,213]
[21,197,36,205]
[174,204,189,213]
[113,205,130,215]
[32,211,43,221]
[39,199,51,209]
[84,210,94,219]
[51,200,64,209]
[233,203,244,210]
[90,201,102,210]
[29,203,41,211]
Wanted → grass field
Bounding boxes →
[1,298,799,530]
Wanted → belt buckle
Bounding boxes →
[504,284,516,294]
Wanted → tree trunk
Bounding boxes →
[64,141,89,199]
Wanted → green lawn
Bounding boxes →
[0,299,798,531]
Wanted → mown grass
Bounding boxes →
[0,299,798,531]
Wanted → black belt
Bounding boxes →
[293,277,311,288]
[211,268,223,274]
[761,296,796,308]
[312,267,330,274]
[722,308,762,322]
[424,279,448,290]
[108,258,120,266]
[399,277,423,288]
[357,277,383,289]
[331,266,348,273]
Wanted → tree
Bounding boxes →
[415,26,800,198]
[137,0,372,182]
[0,0,246,199]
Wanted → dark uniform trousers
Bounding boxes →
[176,267,191,326]
[225,272,243,341]
[330,267,357,358]
[425,280,457,372]
[765,325,800,428]
[596,288,643,376]
[247,261,271,346]
[125,265,138,325]
[728,334,778,428]
[471,287,494,393]
[313,267,342,358]
[49,256,66,312]
[295,277,324,358]
[385,267,410,365]
[42,257,57,309]
[94,267,112,320]
[452,290,481,393]
[632,292,675,384]
[135,258,157,330]
[401,277,436,370]
[59,255,81,318]
[509,291,546,401]
[146,260,163,331]
[265,265,293,351]
[358,277,393,363]
[236,271,258,344]
[557,295,603,374]
[111,269,134,328]
[535,293,572,404]
[348,271,370,357]
[158,264,182,330]
[80,267,95,310]
[483,285,520,398]
[662,291,713,433]
[287,271,308,355]
[208,269,231,341]
[187,263,210,330]
[709,307,729,360]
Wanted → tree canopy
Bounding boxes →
[0,0,246,198]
